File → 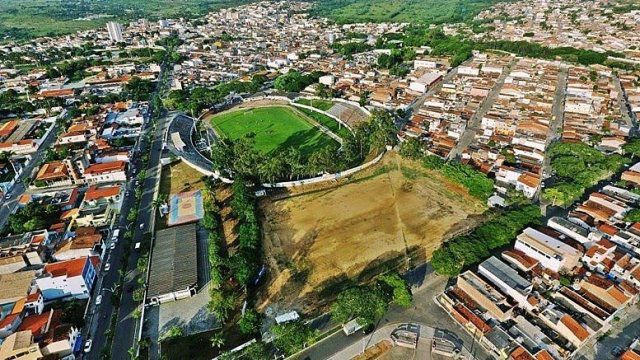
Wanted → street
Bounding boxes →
[447,57,516,160]
[0,119,60,230]
[82,108,170,359]
[295,268,493,360]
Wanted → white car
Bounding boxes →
[95,295,102,305]
[139,223,144,230]
[110,242,116,250]
[84,339,93,353]
[104,263,111,271]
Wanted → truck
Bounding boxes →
[342,319,364,336]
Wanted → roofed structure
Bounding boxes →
[147,223,198,304]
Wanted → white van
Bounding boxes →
[111,229,120,242]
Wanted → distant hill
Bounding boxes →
[0,0,254,41]
[0,0,507,42]
[309,0,508,24]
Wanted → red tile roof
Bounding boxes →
[84,185,121,201]
[43,256,97,278]
[18,310,54,337]
[560,315,589,341]
[510,346,535,360]
[84,160,126,175]
[0,120,18,138]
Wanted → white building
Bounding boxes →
[106,22,123,43]
[34,256,99,301]
[514,227,581,273]
[478,256,533,310]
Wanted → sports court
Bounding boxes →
[167,190,205,226]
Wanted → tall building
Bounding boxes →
[106,21,123,43]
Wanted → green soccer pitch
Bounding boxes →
[210,106,337,156]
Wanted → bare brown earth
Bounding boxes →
[258,151,486,311]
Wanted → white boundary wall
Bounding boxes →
[263,150,385,188]
[187,97,380,188]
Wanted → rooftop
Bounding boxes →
[479,256,531,295]
[147,223,199,298]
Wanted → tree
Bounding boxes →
[315,83,329,99]
[237,308,261,335]
[378,273,412,307]
[624,139,640,160]
[124,76,155,102]
[210,331,225,349]
[331,286,388,326]
[272,321,316,355]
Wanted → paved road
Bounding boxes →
[574,303,640,360]
[541,65,568,182]
[613,74,634,128]
[295,269,492,360]
[109,111,170,359]
[323,322,474,360]
[84,111,160,359]
[0,119,60,230]
[448,58,516,160]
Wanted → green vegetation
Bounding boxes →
[0,0,256,41]
[274,71,324,93]
[123,77,155,102]
[431,205,541,277]
[475,40,624,66]
[331,272,411,326]
[625,209,640,223]
[295,98,333,111]
[386,26,628,69]
[272,321,317,356]
[311,0,505,25]
[5,202,60,234]
[330,42,373,56]
[399,138,494,201]
[211,109,396,183]
[542,142,629,207]
[164,75,267,115]
[296,107,353,140]
[211,106,337,157]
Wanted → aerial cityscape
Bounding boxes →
[1,0,640,359]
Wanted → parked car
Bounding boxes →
[95,295,102,305]
[84,339,93,353]
[104,263,111,271]
[110,242,116,250]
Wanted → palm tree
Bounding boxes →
[152,193,168,209]
[210,331,225,349]
[0,151,15,163]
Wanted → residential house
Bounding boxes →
[34,256,99,301]
[514,227,582,273]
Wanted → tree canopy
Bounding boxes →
[431,205,541,276]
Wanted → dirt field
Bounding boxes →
[159,160,207,195]
[259,152,486,310]
[157,160,208,229]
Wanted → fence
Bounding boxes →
[263,150,385,188]
[175,97,381,188]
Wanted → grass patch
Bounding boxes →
[401,166,421,180]
[210,106,337,157]
[296,107,353,140]
[296,98,334,111]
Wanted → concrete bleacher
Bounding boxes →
[326,102,368,127]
